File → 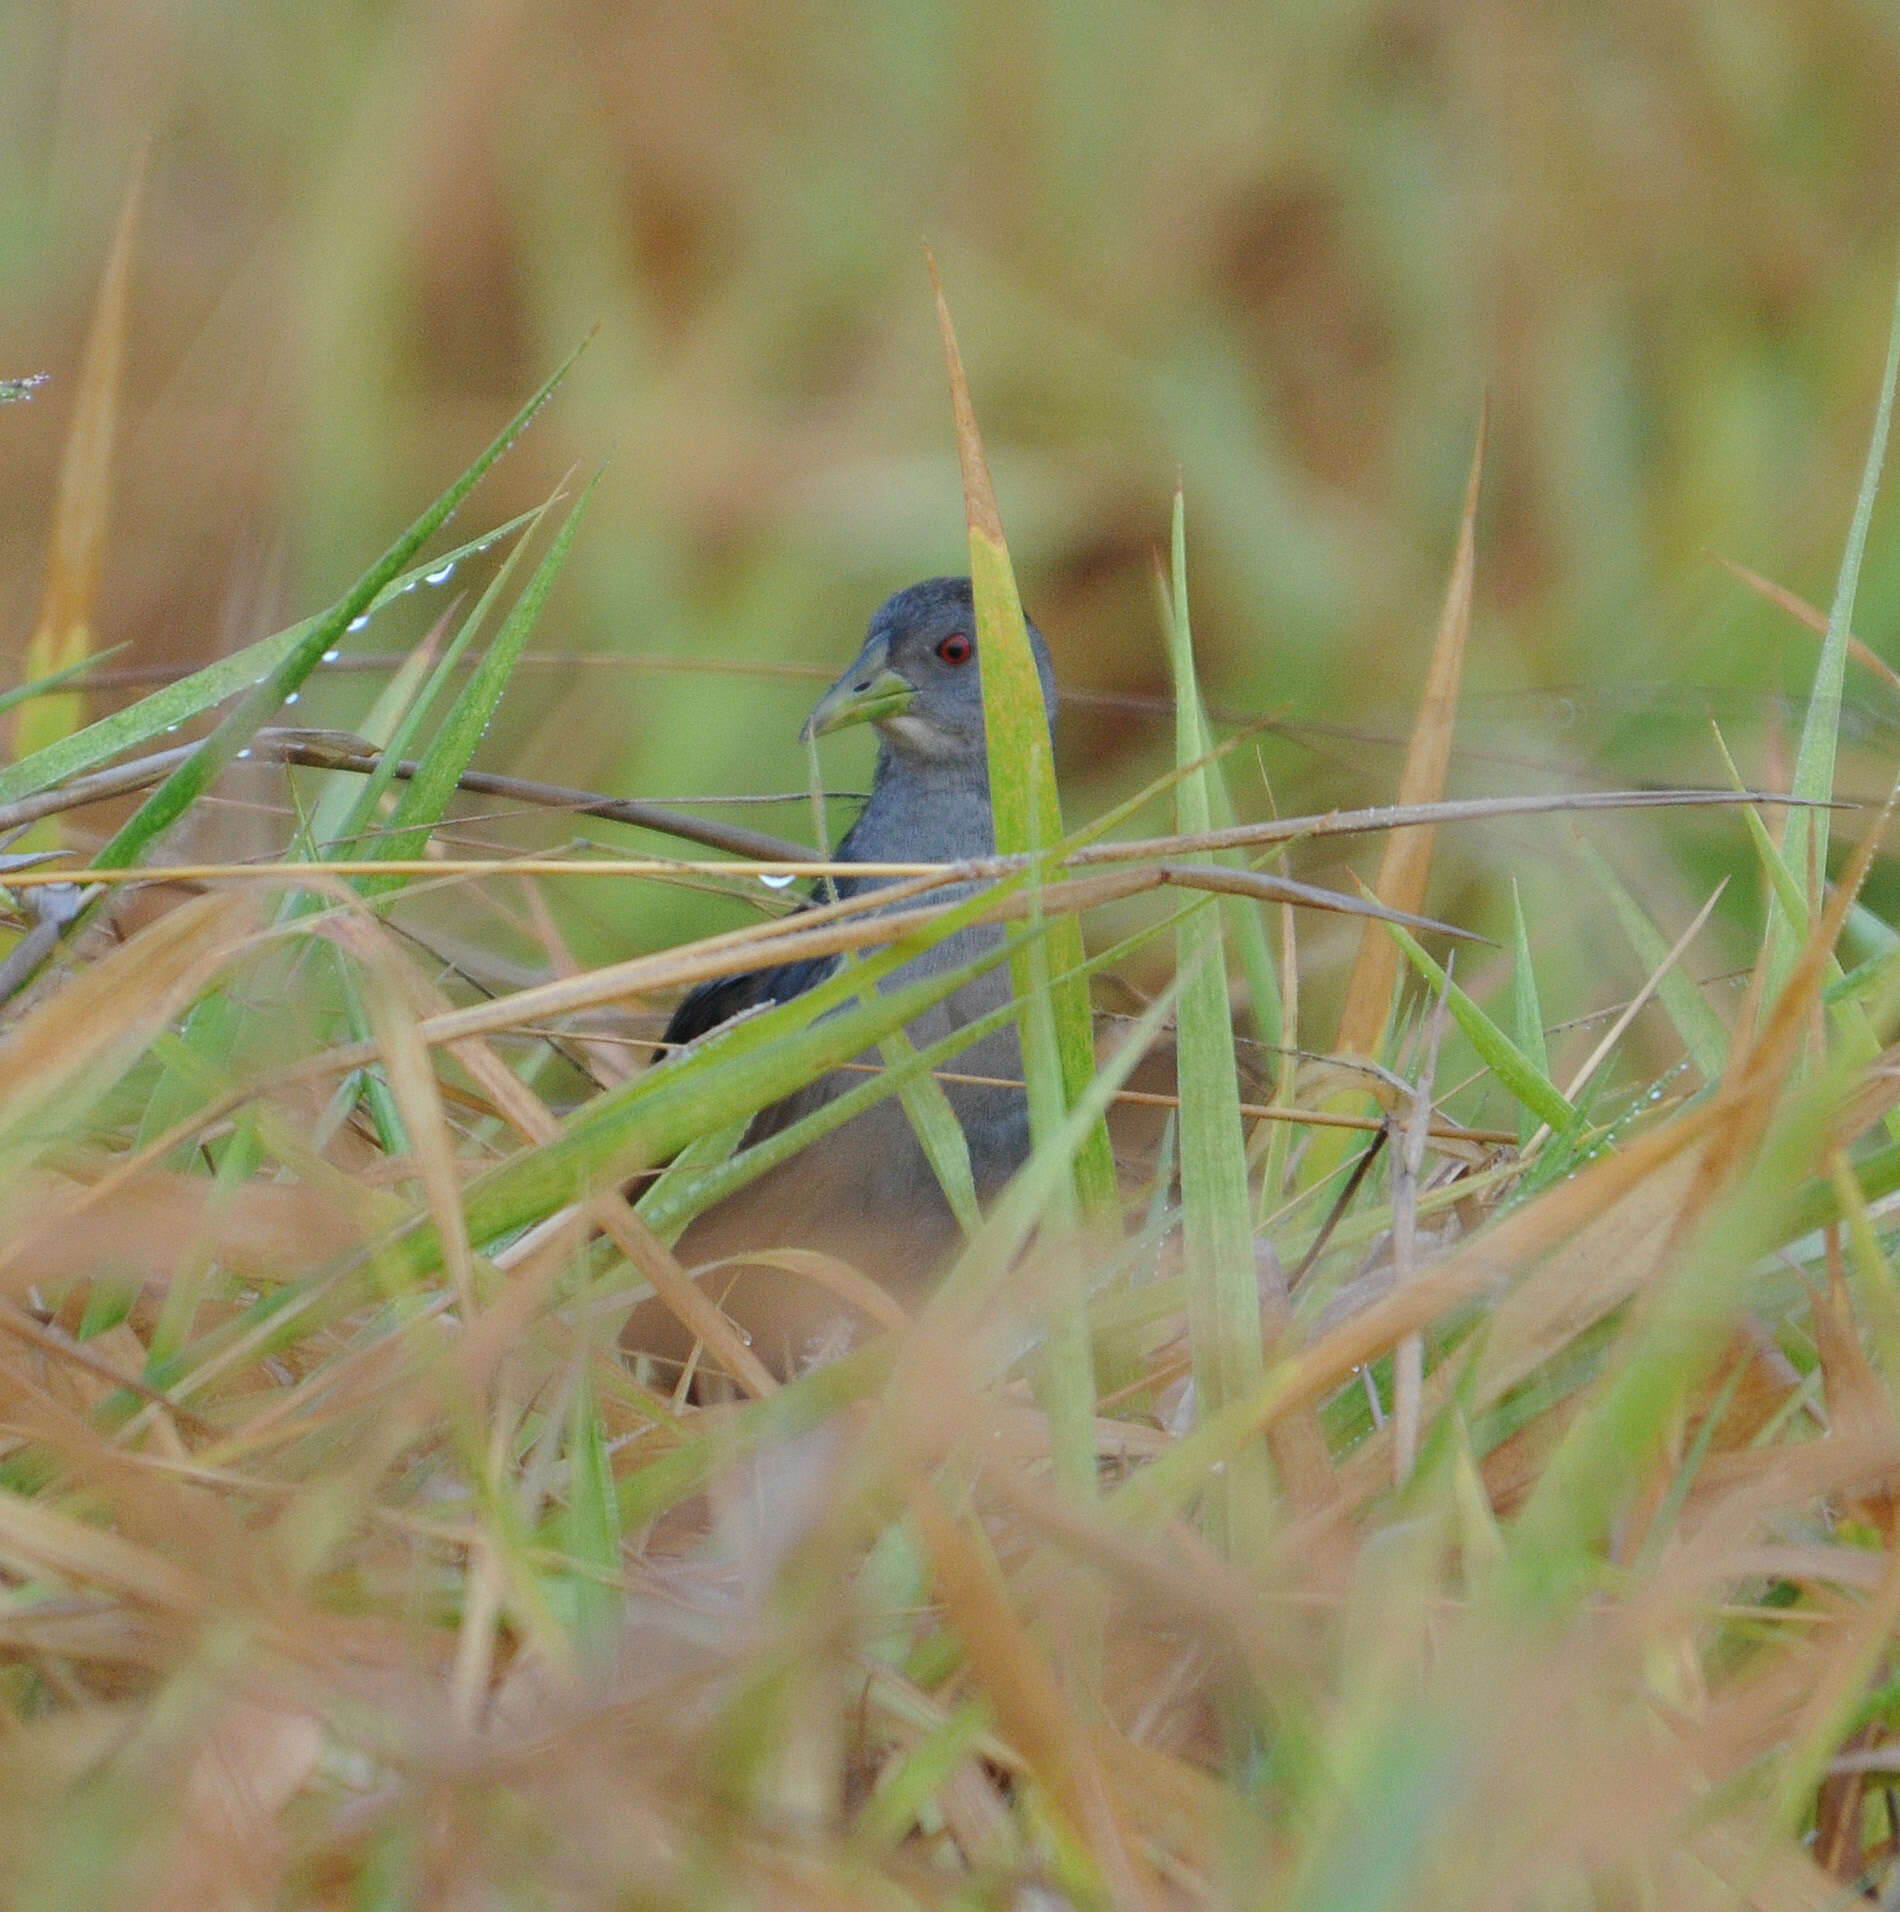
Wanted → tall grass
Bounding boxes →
[5,247,1900,1910]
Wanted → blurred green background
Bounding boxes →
[5,0,1900,1029]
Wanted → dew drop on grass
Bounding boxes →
[760,871,797,890]
[285,691,300,706]
[237,748,252,760]
[347,615,370,632]
[322,648,340,663]
[424,562,455,584]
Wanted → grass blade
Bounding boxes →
[1509,880,1548,1151]
[1571,836,1729,1084]
[1167,491,1275,1548]
[387,907,1048,1284]
[1386,919,1576,1137]
[358,474,597,890]
[0,512,538,811]
[91,338,593,877]
[1768,267,1900,990]
[1332,405,1483,1065]
[930,255,1115,1227]
[10,156,143,774]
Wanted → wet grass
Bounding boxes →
[1,225,1899,1907]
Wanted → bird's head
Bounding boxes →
[800,576,1056,766]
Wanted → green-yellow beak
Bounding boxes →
[799,655,914,740]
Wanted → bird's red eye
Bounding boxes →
[936,632,973,666]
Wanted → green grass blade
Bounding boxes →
[641,919,1182,1248]
[561,1363,623,1667]
[1768,266,1900,990]
[933,266,1115,1224]
[299,632,448,859]
[931,967,1187,1336]
[1168,492,1272,1549]
[91,339,590,875]
[1203,708,1282,1055]
[1571,838,1728,1083]
[385,907,1049,1284]
[299,556,531,863]
[874,1024,981,1234]
[358,474,597,890]
[0,644,127,722]
[0,513,537,809]
[1386,920,1575,1136]
[854,1698,990,1850]
[1509,880,1547,1151]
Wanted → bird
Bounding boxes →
[624,577,1057,1379]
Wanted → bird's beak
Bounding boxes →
[800,643,914,740]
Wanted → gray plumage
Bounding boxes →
[646,578,1055,1359]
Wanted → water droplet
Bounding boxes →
[237,748,252,760]
[285,692,300,706]
[347,614,370,632]
[759,871,796,891]
[424,562,455,584]
[164,723,180,734]
[322,648,340,663]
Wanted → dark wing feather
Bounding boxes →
[663,823,872,1051]
[662,945,843,1048]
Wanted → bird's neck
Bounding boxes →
[837,748,997,870]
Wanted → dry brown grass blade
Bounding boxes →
[173,862,1475,1111]
[687,1250,910,1335]
[1809,1228,1893,1450]
[1243,1094,1738,1462]
[1520,880,1727,1155]
[0,1300,218,1445]
[907,1480,1152,1902]
[0,1477,204,1614]
[344,912,782,1400]
[1716,553,1900,694]
[9,789,1809,898]
[1312,1143,1709,1523]
[1640,1435,1900,1652]
[595,1197,780,1399]
[346,926,479,1318]
[1458,808,1899,1528]
[1332,403,1484,1067]
[1529,786,1900,1503]
[11,152,145,766]
[927,250,1004,546]
[161,1699,324,1912]
[0,889,263,1158]
[0,1171,363,1297]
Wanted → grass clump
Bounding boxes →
[2,267,1900,1912]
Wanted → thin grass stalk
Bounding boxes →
[1166,492,1274,1549]
[1768,266,1900,993]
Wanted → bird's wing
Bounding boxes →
[662,841,870,1051]
[662,944,842,1048]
